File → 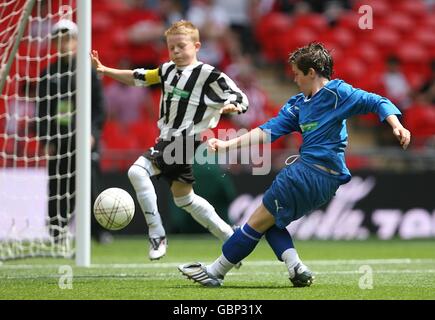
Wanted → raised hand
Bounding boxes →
[207,138,228,152]
[220,104,243,114]
[90,50,105,74]
[393,126,411,150]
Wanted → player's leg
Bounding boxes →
[48,141,72,244]
[179,203,274,286]
[261,160,342,286]
[265,226,313,287]
[207,204,274,276]
[127,155,166,260]
[171,181,234,242]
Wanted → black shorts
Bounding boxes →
[143,137,202,185]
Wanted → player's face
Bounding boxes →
[166,34,200,67]
[291,64,314,96]
[54,34,77,58]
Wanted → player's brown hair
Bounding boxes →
[289,42,333,80]
[164,20,200,42]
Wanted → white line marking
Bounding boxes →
[1,258,435,269]
[2,269,435,280]
[230,269,435,276]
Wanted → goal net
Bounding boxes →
[0,0,78,260]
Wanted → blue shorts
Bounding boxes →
[263,159,349,229]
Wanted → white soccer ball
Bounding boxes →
[93,188,135,230]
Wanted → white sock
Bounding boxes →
[206,254,234,278]
[128,164,165,238]
[281,248,303,276]
[173,191,233,242]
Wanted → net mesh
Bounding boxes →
[0,0,77,260]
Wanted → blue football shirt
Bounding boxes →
[259,79,401,178]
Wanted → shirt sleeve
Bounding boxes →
[207,72,249,114]
[133,67,161,86]
[337,83,402,121]
[259,97,301,142]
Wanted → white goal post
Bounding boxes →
[0,0,91,266]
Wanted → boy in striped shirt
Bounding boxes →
[91,20,248,260]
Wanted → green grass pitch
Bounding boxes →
[1,235,434,300]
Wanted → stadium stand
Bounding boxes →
[2,0,434,171]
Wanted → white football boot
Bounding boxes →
[148,236,167,260]
[178,262,223,287]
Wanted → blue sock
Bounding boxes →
[265,225,294,261]
[222,223,263,264]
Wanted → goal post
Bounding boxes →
[76,0,91,267]
[0,0,91,266]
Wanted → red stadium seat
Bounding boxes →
[102,120,133,149]
[334,57,366,85]
[411,28,435,50]
[397,42,429,64]
[293,13,328,33]
[337,12,361,33]
[320,27,355,49]
[369,27,400,57]
[417,12,435,30]
[348,42,380,65]
[128,120,158,149]
[381,12,414,34]
[393,0,426,19]
[279,27,317,61]
[255,13,292,62]
[101,120,121,135]
[92,0,129,18]
[404,72,427,92]
[255,12,292,43]
[92,11,112,35]
[396,42,430,85]
[403,104,435,147]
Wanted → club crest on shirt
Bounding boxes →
[300,122,319,133]
[165,84,191,99]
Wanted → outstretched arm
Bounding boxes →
[207,71,249,115]
[208,127,269,152]
[385,115,411,150]
[90,50,135,86]
[210,96,301,151]
[220,104,243,114]
[335,83,411,149]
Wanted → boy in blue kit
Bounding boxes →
[178,43,411,287]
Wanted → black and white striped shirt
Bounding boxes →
[133,61,249,138]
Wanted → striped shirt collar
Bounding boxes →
[174,61,203,72]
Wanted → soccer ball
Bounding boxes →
[93,188,135,230]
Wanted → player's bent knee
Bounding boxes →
[173,190,195,209]
[247,204,276,233]
[170,181,193,198]
[127,165,150,186]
